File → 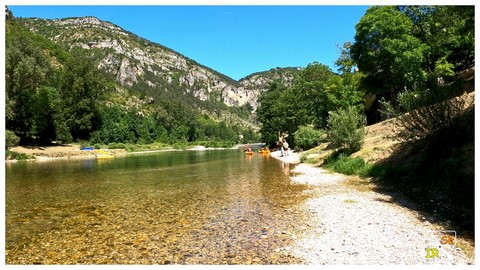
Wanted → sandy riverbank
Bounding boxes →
[7,145,127,162]
[6,144,250,162]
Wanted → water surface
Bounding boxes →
[6,149,312,264]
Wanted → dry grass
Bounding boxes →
[302,117,402,166]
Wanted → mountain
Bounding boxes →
[16,16,299,113]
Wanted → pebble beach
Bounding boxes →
[270,151,474,265]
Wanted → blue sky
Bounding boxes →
[8,5,370,81]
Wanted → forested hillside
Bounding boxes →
[6,11,269,147]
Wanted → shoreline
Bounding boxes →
[5,143,260,163]
[269,149,301,164]
[278,162,474,264]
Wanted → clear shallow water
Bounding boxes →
[6,149,312,264]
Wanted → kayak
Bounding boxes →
[258,149,270,154]
[95,149,115,159]
[245,151,254,155]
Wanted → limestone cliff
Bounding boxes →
[19,16,298,112]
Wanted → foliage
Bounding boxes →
[293,126,323,151]
[335,42,355,75]
[256,62,364,147]
[351,6,428,101]
[401,6,474,74]
[5,150,32,161]
[325,106,366,153]
[108,142,126,149]
[58,51,109,141]
[351,5,474,117]
[5,130,20,149]
[396,92,473,152]
[256,80,289,143]
[5,23,54,143]
[379,89,424,118]
[324,153,372,177]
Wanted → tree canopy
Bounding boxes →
[351,5,474,110]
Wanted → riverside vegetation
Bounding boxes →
[5,5,475,263]
[256,5,474,246]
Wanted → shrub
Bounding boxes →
[396,91,473,152]
[324,153,372,177]
[108,142,126,149]
[293,126,323,150]
[325,106,366,153]
[6,130,20,149]
[6,150,31,160]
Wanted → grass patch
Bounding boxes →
[101,141,236,152]
[324,152,372,177]
[6,150,33,160]
[125,142,172,152]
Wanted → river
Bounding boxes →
[5,149,313,264]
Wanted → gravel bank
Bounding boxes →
[270,150,301,164]
[287,163,473,265]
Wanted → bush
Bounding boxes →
[324,153,372,177]
[6,150,31,160]
[325,106,366,153]
[108,142,126,149]
[294,126,323,150]
[6,130,20,149]
[396,92,473,152]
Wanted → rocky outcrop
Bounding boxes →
[19,16,299,112]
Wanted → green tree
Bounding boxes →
[32,87,63,144]
[290,63,333,129]
[5,26,54,143]
[58,53,108,141]
[256,80,289,142]
[351,6,428,104]
[5,130,20,149]
[335,42,355,75]
[400,6,474,75]
[290,62,363,129]
[293,126,323,150]
[97,105,133,143]
[325,106,366,153]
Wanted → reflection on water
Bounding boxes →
[6,150,312,264]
